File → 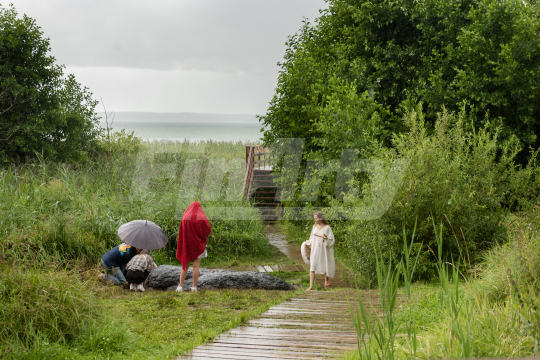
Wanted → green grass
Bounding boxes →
[0,140,272,268]
[269,270,324,290]
[343,217,540,360]
[0,281,296,360]
[92,287,296,359]
[0,139,300,358]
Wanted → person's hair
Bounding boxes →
[140,249,150,255]
[314,211,329,225]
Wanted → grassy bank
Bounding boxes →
[0,139,296,357]
[0,140,276,267]
[1,276,295,360]
[338,214,540,359]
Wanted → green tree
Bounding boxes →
[0,5,101,165]
[261,0,540,161]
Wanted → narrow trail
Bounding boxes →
[178,227,382,359]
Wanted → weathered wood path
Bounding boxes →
[178,228,382,359]
[179,289,384,359]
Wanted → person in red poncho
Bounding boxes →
[175,201,211,292]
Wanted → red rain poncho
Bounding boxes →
[176,202,211,270]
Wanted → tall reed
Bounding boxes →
[350,216,540,359]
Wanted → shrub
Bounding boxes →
[313,104,537,287]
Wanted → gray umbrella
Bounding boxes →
[117,220,169,250]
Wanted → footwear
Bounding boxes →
[175,286,183,292]
[325,282,330,290]
[137,284,145,292]
[129,283,136,291]
[306,287,313,291]
[190,287,198,292]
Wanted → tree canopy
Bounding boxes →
[261,0,540,160]
[0,5,101,165]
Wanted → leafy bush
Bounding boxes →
[289,104,538,287]
[99,129,142,158]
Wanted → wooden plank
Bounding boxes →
[247,319,356,330]
[190,347,331,359]
[260,317,358,325]
[226,329,358,339]
[197,342,342,356]
[281,264,293,272]
[266,305,357,312]
[263,265,274,272]
[271,265,281,272]
[186,349,297,360]
[290,264,302,272]
[279,265,290,272]
[255,265,266,273]
[214,338,356,351]
[204,341,341,352]
[222,334,358,345]
[295,264,306,271]
[273,303,363,310]
[231,326,359,336]
[247,265,258,272]
[231,326,358,336]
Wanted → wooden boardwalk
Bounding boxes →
[175,228,387,359]
[179,289,383,359]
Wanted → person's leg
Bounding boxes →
[178,262,191,289]
[135,270,149,292]
[192,258,201,289]
[112,266,127,285]
[325,273,329,289]
[307,271,315,290]
[102,260,125,285]
[103,266,126,285]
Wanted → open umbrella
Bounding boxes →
[117,220,169,250]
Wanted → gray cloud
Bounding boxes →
[10,0,327,75]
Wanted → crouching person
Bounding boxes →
[100,243,141,285]
[125,249,157,292]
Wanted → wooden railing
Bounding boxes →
[243,146,271,198]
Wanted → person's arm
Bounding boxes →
[324,227,335,247]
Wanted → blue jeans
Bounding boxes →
[101,260,127,285]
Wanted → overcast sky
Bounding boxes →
[9,0,328,115]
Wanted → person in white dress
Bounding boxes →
[306,211,335,290]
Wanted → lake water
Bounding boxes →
[98,112,265,142]
[102,122,264,142]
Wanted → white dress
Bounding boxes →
[308,225,335,278]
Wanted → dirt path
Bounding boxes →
[177,227,376,359]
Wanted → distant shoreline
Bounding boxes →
[96,112,260,124]
[98,120,265,142]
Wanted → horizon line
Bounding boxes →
[96,111,258,116]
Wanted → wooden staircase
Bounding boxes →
[251,169,281,224]
[244,146,282,224]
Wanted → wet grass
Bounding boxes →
[0,281,296,360]
[269,270,324,290]
[0,140,300,359]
